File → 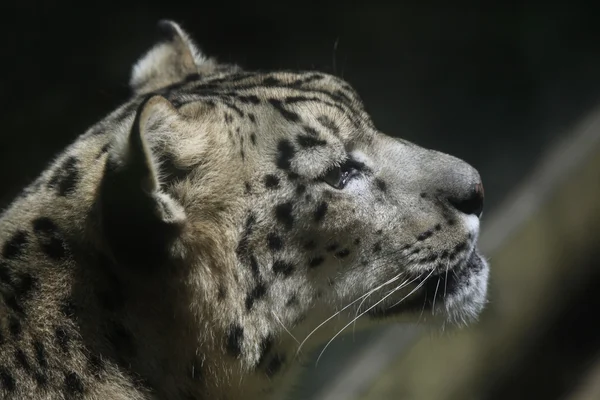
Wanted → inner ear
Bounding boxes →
[98,95,186,270]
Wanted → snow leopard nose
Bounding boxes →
[447,181,484,218]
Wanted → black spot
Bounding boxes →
[375,178,387,193]
[184,73,201,82]
[454,242,467,253]
[263,76,283,85]
[417,229,434,241]
[0,263,11,284]
[284,95,312,104]
[2,230,28,259]
[257,335,274,366]
[270,99,300,122]
[248,114,257,124]
[238,95,261,104]
[373,242,382,253]
[8,316,21,339]
[326,243,339,252]
[224,113,233,124]
[267,233,283,252]
[264,175,280,189]
[266,354,285,377]
[297,134,327,148]
[276,139,295,170]
[249,255,260,279]
[32,217,66,259]
[55,326,70,353]
[106,323,136,360]
[33,340,48,369]
[411,248,421,255]
[286,294,300,307]
[287,172,299,182]
[217,284,227,301]
[303,240,317,250]
[296,184,306,195]
[420,192,427,198]
[245,282,267,311]
[16,272,36,296]
[236,214,258,276]
[34,371,48,387]
[244,182,252,194]
[323,190,335,200]
[226,324,244,358]
[274,202,294,229]
[64,371,85,395]
[240,150,246,161]
[335,249,351,258]
[435,223,442,231]
[14,349,32,373]
[250,133,257,145]
[272,260,295,277]
[3,293,23,315]
[303,126,319,136]
[440,250,449,259]
[308,257,325,268]
[48,156,80,196]
[376,229,383,235]
[0,367,15,392]
[316,115,340,134]
[354,238,361,245]
[3,272,37,316]
[314,201,328,222]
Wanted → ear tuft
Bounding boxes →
[130,20,207,95]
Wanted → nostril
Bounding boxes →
[448,183,484,218]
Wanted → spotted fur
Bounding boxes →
[0,20,489,399]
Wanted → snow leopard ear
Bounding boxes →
[129,20,208,95]
[99,95,186,269]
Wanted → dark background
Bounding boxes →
[3,1,600,210]
[3,2,600,398]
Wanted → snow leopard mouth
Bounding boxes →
[368,250,487,320]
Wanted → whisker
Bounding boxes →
[388,267,436,309]
[272,311,300,345]
[354,272,405,319]
[444,258,450,299]
[352,272,407,336]
[417,289,428,325]
[315,273,423,366]
[432,276,441,315]
[295,285,383,358]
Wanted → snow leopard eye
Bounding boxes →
[321,159,363,189]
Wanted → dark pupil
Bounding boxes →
[324,165,351,189]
